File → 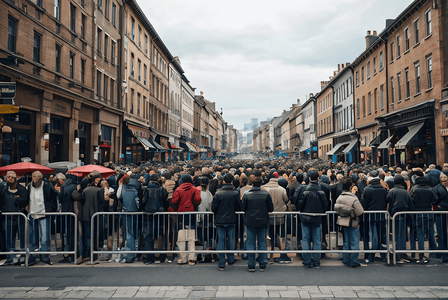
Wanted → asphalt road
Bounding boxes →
[1,263,447,289]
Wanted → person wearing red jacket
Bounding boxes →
[169,174,201,265]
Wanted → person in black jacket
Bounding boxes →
[212,173,241,271]
[27,171,58,265]
[0,171,29,265]
[360,170,388,263]
[386,175,414,263]
[297,170,328,268]
[434,172,448,263]
[410,171,437,263]
[241,171,273,272]
[57,174,79,263]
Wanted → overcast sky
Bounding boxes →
[140,0,413,131]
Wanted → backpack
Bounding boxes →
[143,186,164,213]
[335,203,353,217]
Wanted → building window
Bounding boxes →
[405,68,410,98]
[361,67,364,83]
[81,0,84,8]
[397,72,402,101]
[131,17,135,40]
[426,9,431,36]
[380,84,384,110]
[103,74,108,100]
[367,62,370,79]
[81,14,86,39]
[138,59,141,81]
[131,53,134,76]
[144,64,147,85]
[81,59,86,84]
[33,32,41,63]
[111,40,115,65]
[70,3,76,32]
[379,51,383,69]
[8,16,17,52]
[112,3,116,27]
[405,28,409,51]
[130,89,134,114]
[426,57,432,89]
[97,0,102,10]
[69,52,75,78]
[137,93,141,116]
[105,0,109,19]
[396,35,400,57]
[374,88,377,111]
[362,96,366,117]
[55,44,61,73]
[414,19,419,44]
[415,63,420,94]
[139,26,142,48]
[96,70,101,96]
[368,92,371,115]
[390,42,394,61]
[373,57,377,74]
[97,27,102,56]
[355,71,359,86]
[110,79,115,103]
[104,35,109,60]
[54,0,60,20]
[390,77,395,103]
[145,34,148,54]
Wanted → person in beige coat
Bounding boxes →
[335,177,364,268]
[262,174,291,263]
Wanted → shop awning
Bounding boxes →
[136,137,155,151]
[186,142,197,152]
[342,138,358,154]
[377,135,395,150]
[395,122,425,148]
[369,135,381,147]
[179,142,189,151]
[148,136,165,150]
[326,143,347,156]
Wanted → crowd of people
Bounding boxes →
[0,157,447,271]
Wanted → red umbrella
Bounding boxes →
[0,162,55,176]
[67,164,115,178]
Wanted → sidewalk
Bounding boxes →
[1,285,448,299]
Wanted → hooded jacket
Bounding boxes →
[262,178,289,225]
[297,181,328,224]
[335,191,364,228]
[360,178,388,211]
[433,183,448,210]
[410,176,436,211]
[58,178,78,212]
[169,182,201,212]
[386,185,414,216]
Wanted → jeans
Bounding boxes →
[416,214,436,258]
[246,226,267,268]
[435,213,448,260]
[367,214,387,261]
[394,215,407,252]
[301,222,321,266]
[61,215,75,252]
[29,216,51,262]
[342,226,360,265]
[216,225,236,268]
[4,215,26,261]
[124,215,137,260]
[82,221,91,258]
[269,224,291,260]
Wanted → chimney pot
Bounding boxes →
[367,30,371,35]
[342,63,345,69]
[338,64,341,71]
[373,30,377,35]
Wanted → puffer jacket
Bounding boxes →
[212,184,241,225]
[169,182,201,212]
[335,191,364,228]
[241,186,274,228]
[262,178,289,225]
[425,169,442,188]
[360,178,388,211]
[433,183,448,210]
[410,176,436,211]
[58,178,78,212]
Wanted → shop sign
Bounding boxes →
[441,128,448,136]
[0,82,16,99]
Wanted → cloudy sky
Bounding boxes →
[140,0,413,131]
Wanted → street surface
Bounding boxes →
[0,258,447,299]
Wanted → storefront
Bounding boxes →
[124,123,152,164]
[376,101,435,167]
[327,137,358,163]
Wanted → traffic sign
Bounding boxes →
[0,105,20,114]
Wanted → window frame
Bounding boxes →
[33,31,41,63]
[8,16,17,53]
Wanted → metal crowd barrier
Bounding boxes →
[1,212,77,266]
[392,211,448,265]
[90,211,391,264]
